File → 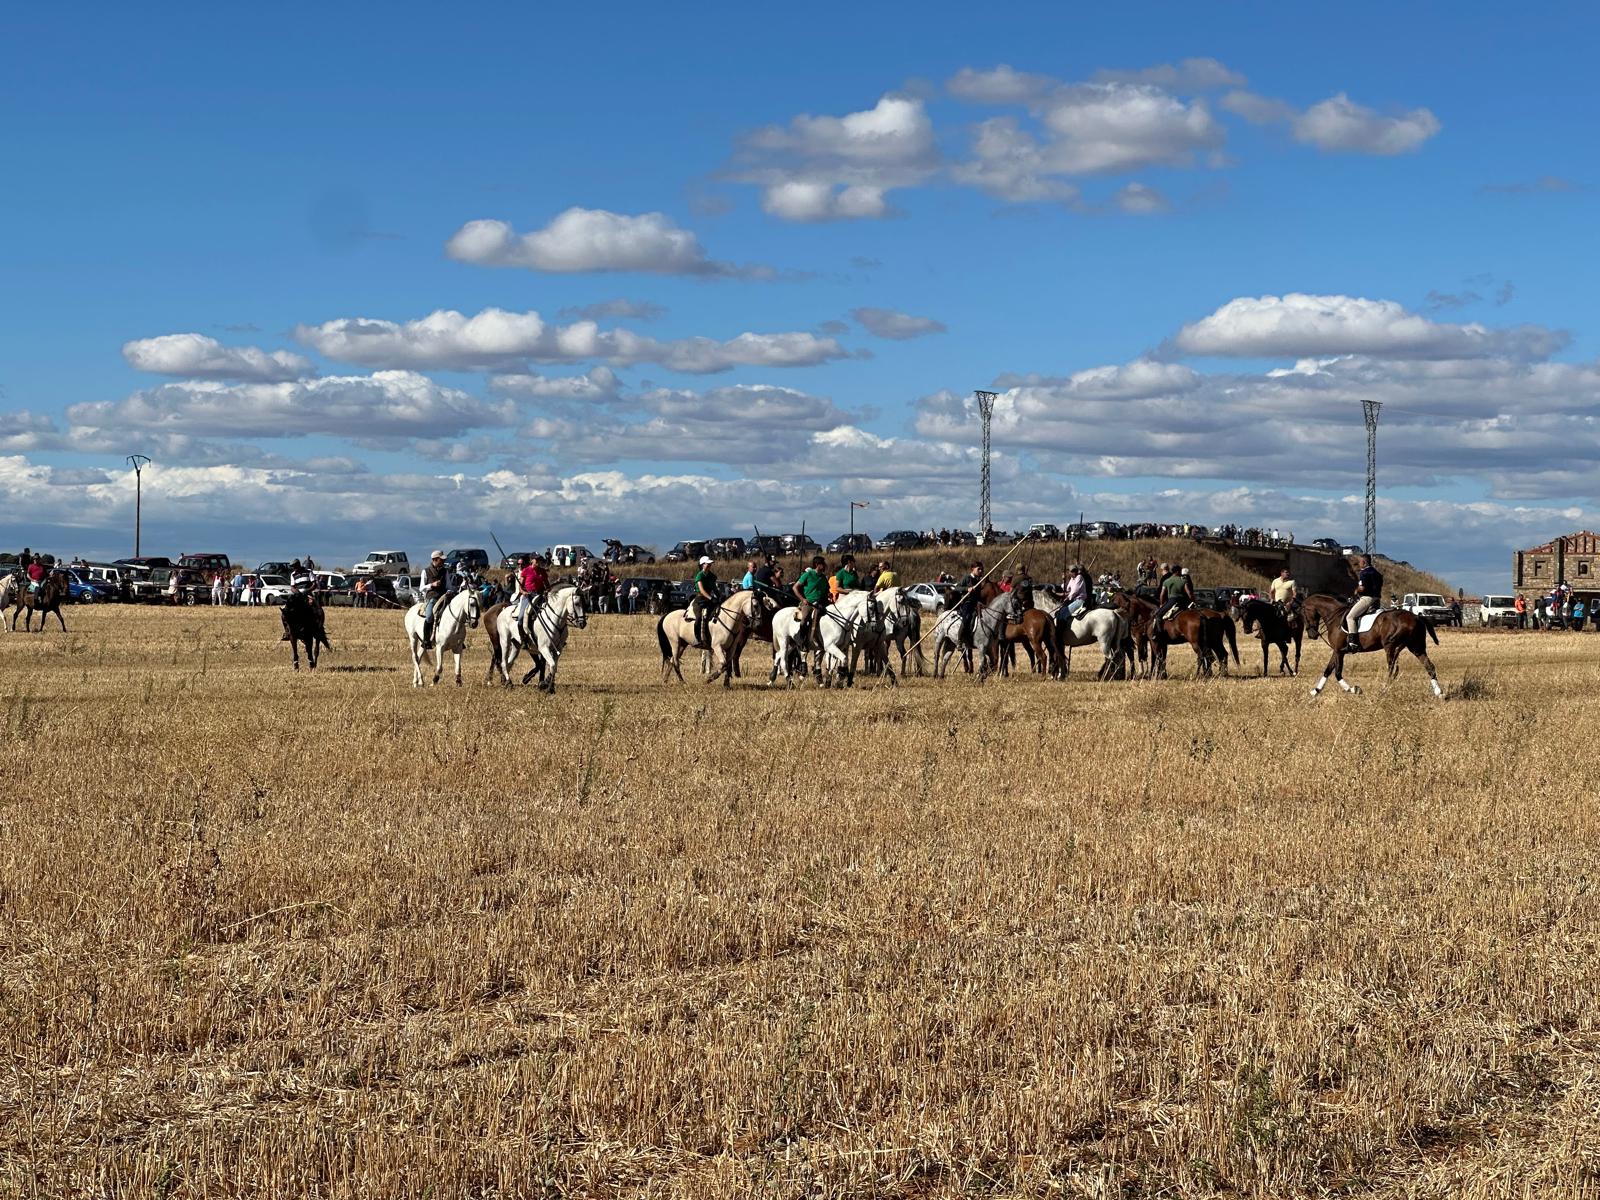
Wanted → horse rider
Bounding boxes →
[513,553,548,639]
[278,559,315,640]
[834,554,861,595]
[18,547,33,584]
[793,555,829,644]
[1155,561,1193,637]
[1063,564,1091,622]
[1344,555,1384,654]
[1269,567,1298,614]
[24,551,46,595]
[955,560,986,647]
[421,550,452,649]
[691,555,719,647]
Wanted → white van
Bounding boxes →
[352,549,410,576]
[1480,595,1518,627]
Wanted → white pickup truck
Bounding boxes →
[1401,592,1453,622]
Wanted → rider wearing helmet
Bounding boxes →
[280,558,316,641]
[421,550,451,649]
[692,555,719,647]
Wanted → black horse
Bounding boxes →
[1234,597,1303,676]
[281,591,330,669]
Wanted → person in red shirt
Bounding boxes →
[25,556,46,593]
[513,554,549,633]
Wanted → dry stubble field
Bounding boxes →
[4,603,1599,1199]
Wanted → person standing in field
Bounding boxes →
[1269,567,1297,613]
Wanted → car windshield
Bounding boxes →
[1416,594,1446,606]
[1485,596,1512,607]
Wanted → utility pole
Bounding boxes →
[975,390,996,536]
[126,454,151,557]
[849,500,869,541]
[1361,400,1381,555]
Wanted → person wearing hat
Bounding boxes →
[513,553,548,637]
[1156,561,1193,636]
[421,550,452,649]
[692,555,719,648]
[1064,564,1091,622]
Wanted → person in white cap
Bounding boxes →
[421,550,451,649]
[691,554,719,647]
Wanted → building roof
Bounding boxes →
[1522,530,1600,555]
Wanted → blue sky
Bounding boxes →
[3,3,1596,591]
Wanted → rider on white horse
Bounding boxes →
[420,550,451,649]
[792,556,830,646]
[512,553,549,642]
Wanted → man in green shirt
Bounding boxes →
[1156,562,1194,636]
[793,555,830,643]
[834,554,861,592]
[692,555,719,647]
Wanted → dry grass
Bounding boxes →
[4,604,1597,1198]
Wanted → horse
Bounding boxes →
[1301,593,1443,699]
[1153,606,1239,679]
[1234,597,1302,677]
[10,570,68,632]
[887,603,927,677]
[0,572,19,631]
[831,588,915,687]
[281,590,330,669]
[1031,589,1130,681]
[933,591,1019,682]
[657,590,771,687]
[496,584,587,692]
[996,585,1057,675]
[403,586,481,687]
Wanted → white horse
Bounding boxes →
[658,590,771,687]
[843,588,917,685]
[404,586,481,686]
[494,584,587,692]
[770,589,913,688]
[933,591,1018,681]
[0,572,17,631]
[1031,589,1130,680]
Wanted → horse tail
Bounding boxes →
[655,613,672,662]
[1425,616,1439,646]
[1224,615,1240,664]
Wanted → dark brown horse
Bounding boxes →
[281,591,330,669]
[1153,606,1238,678]
[1301,593,1442,699]
[1235,597,1303,676]
[10,570,69,632]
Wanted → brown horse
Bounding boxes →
[1153,606,1238,678]
[1109,590,1156,676]
[1301,593,1442,699]
[1235,597,1303,676]
[1000,585,1057,675]
[281,590,330,669]
[10,570,69,632]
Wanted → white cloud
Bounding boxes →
[947,65,1057,105]
[488,367,622,404]
[67,371,512,439]
[1170,294,1565,360]
[736,94,938,222]
[850,307,947,340]
[122,333,315,382]
[445,208,765,278]
[556,298,666,322]
[1219,90,1297,125]
[1113,182,1169,214]
[294,308,849,374]
[948,118,1081,203]
[1036,83,1224,174]
[1092,58,1245,92]
[1292,93,1441,155]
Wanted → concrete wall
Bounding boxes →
[1204,539,1355,595]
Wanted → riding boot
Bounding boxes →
[1344,635,1360,655]
[423,619,435,650]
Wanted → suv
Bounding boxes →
[353,549,410,576]
[1085,521,1124,540]
[826,533,873,555]
[781,533,821,556]
[1480,595,1518,628]
[1402,593,1452,622]
[256,560,293,578]
[705,536,748,560]
[445,548,490,574]
[179,552,230,574]
[664,540,707,564]
[1027,523,1062,541]
[1311,538,1341,551]
[877,530,925,550]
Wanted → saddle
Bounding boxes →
[1347,610,1382,635]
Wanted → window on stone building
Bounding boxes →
[1582,562,1591,576]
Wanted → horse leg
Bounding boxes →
[540,645,558,693]
[291,638,300,670]
[1261,639,1269,678]
[1335,650,1359,694]
[502,636,518,685]
[412,640,425,687]
[1415,647,1445,699]
[1310,649,1340,697]
[1385,642,1402,686]
[452,648,463,686]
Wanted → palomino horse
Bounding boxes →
[657,590,771,687]
[0,572,19,631]
[495,584,588,692]
[1234,597,1303,677]
[403,586,481,686]
[1301,593,1443,699]
[1031,589,1130,681]
[281,591,330,669]
[1153,606,1239,679]
[9,570,69,632]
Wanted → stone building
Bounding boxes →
[1513,530,1600,598]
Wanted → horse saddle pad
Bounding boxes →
[1352,611,1381,634]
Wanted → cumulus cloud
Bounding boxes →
[850,307,947,340]
[735,93,938,222]
[1291,93,1441,155]
[488,367,622,404]
[445,208,767,278]
[294,307,849,374]
[122,333,315,382]
[1112,182,1169,214]
[1169,294,1566,361]
[67,371,513,439]
[947,65,1058,105]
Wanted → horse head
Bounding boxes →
[568,585,588,629]
[1239,601,1257,634]
[463,585,482,628]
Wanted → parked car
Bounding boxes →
[1312,538,1342,551]
[549,544,593,568]
[876,529,925,550]
[116,555,175,571]
[602,540,656,564]
[780,533,822,556]
[666,580,698,611]
[255,574,294,604]
[353,549,410,576]
[75,562,131,601]
[826,533,873,555]
[60,570,104,603]
[664,540,707,564]
[313,571,353,604]
[1401,592,1452,622]
[445,548,490,574]
[705,536,748,560]
[179,552,230,574]
[1026,523,1062,541]
[1480,595,1518,628]
[903,582,947,614]
[256,561,293,578]
[1085,521,1124,540]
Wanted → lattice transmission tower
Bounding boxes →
[975,390,997,533]
[1362,399,1382,555]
